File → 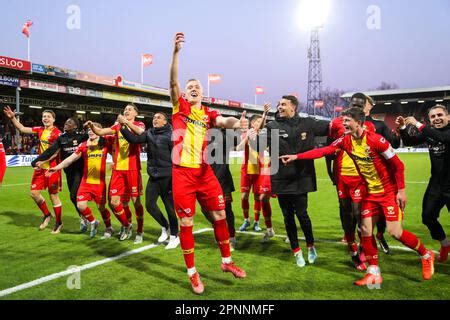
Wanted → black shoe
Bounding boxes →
[377,235,390,254]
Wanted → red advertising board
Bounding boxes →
[229,100,242,108]
[0,56,31,72]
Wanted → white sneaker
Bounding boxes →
[295,250,306,268]
[262,228,275,243]
[100,227,114,240]
[165,235,180,249]
[158,227,169,243]
[134,233,143,244]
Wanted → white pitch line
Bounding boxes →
[0,228,213,298]
[1,226,438,298]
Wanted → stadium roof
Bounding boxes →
[0,54,267,118]
[341,86,450,102]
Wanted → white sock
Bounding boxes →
[222,256,232,264]
[187,267,197,277]
[90,220,96,225]
[367,265,381,276]
[422,252,431,259]
[440,238,450,247]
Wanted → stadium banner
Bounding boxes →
[0,56,31,72]
[211,97,230,107]
[67,86,86,96]
[121,80,170,96]
[86,89,103,98]
[0,75,20,87]
[76,71,115,86]
[6,154,39,167]
[6,153,148,167]
[45,65,77,79]
[58,85,67,94]
[31,63,47,74]
[19,79,29,88]
[202,97,211,104]
[103,91,134,103]
[28,79,59,92]
[229,100,242,108]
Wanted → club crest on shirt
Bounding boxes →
[202,115,209,122]
[300,132,307,140]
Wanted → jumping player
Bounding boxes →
[46,123,121,238]
[3,106,63,233]
[237,104,274,242]
[170,32,247,294]
[281,107,435,286]
[85,104,145,243]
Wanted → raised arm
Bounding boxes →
[117,115,145,135]
[215,111,249,130]
[170,32,184,104]
[45,152,81,176]
[3,106,33,134]
[84,120,114,137]
[396,116,427,146]
[120,126,147,144]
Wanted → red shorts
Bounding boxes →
[108,170,143,198]
[172,165,225,218]
[0,144,5,184]
[336,175,366,203]
[31,168,61,194]
[361,193,404,222]
[77,183,107,205]
[241,171,271,195]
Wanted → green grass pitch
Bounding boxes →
[0,153,448,300]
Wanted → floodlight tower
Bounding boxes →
[307,27,323,116]
[297,0,330,116]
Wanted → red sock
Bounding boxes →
[262,200,272,228]
[242,198,249,219]
[80,207,95,223]
[349,242,358,256]
[254,199,261,221]
[293,247,301,254]
[135,204,144,234]
[361,236,378,266]
[214,218,231,259]
[53,205,62,224]
[399,230,427,256]
[180,225,195,269]
[346,232,357,254]
[112,203,129,226]
[100,209,111,228]
[345,232,356,243]
[37,200,51,217]
[123,205,132,223]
